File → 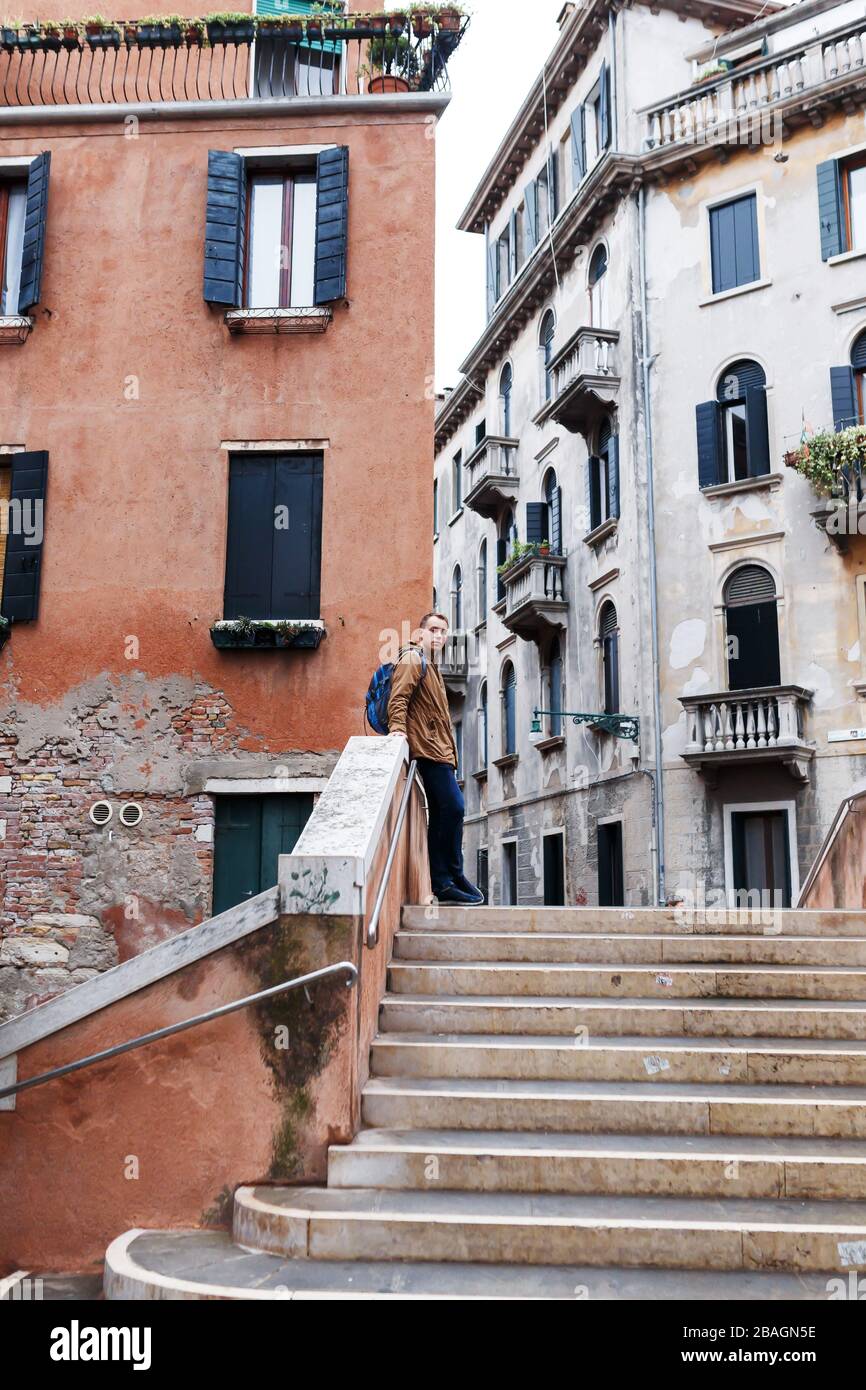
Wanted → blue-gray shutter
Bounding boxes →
[17,151,50,313]
[1,450,48,622]
[224,455,274,620]
[547,149,558,221]
[552,485,563,552]
[272,454,323,619]
[314,145,349,304]
[204,150,246,307]
[509,210,518,279]
[599,61,610,151]
[586,456,602,531]
[526,501,549,544]
[745,386,771,475]
[486,235,497,318]
[524,181,538,256]
[817,160,845,261]
[571,106,586,185]
[607,434,620,518]
[830,366,857,430]
[696,401,722,488]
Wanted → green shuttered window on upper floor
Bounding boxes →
[0,450,48,624]
[709,193,760,295]
[223,453,323,622]
[817,152,866,261]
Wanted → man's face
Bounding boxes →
[419,618,449,654]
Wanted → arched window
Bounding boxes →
[599,601,619,714]
[540,309,556,403]
[452,449,463,512]
[450,564,463,632]
[543,468,562,553]
[724,564,780,691]
[499,362,513,437]
[477,539,488,618]
[478,681,488,770]
[587,417,619,532]
[547,636,564,736]
[716,359,768,484]
[501,661,517,755]
[496,507,517,603]
[588,243,608,327]
[852,328,866,426]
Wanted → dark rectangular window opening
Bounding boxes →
[543,831,565,906]
[245,168,317,309]
[731,809,792,910]
[476,847,489,904]
[224,452,323,622]
[598,820,624,907]
[502,841,518,905]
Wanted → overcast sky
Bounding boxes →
[433,0,568,390]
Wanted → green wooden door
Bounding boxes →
[213,793,314,915]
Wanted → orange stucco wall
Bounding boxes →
[0,104,435,739]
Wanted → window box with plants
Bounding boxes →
[496,539,559,579]
[256,15,305,41]
[205,11,256,44]
[10,24,43,50]
[434,4,465,32]
[692,59,731,85]
[785,425,866,498]
[82,15,122,46]
[134,15,185,46]
[40,20,62,48]
[210,618,327,650]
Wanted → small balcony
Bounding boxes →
[439,634,469,696]
[463,435,519,521]
[784,422,866,554]
[500,553,568,642]
[538,328,619,438]
[680,686,814,782]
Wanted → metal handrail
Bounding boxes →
[366,760,422,950]
[0,960,357,1101]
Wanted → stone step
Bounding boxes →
[393,932,866,967]
[370,1033,866,1085]
[387,961,866,1001]
[360,1075,866,1138]
[380,995,866,1040]
[327,1127,866,1200]
[101,1230,842,1301]
[402,906,866,937]
[231,1184,866,1272]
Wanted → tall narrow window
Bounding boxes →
[496,507,517,603]
[450,564,463,632]
[544,831,566,906]
[497,226,511,299]
[501,661,517,755]
[246,169,317,308]
[543,468,562,553]
[477,539,488,618]
[0,181,27,315]
[454,720,463,782]
[587,419,619,531]
[479,681,488,770]
[724,564,781,691]
[540,309,556,403]
[476,847,489,902]
[548,635,563,736]
[433,477,439,537]
[452,450,462,512]
[853,329,866,425]
[598,821,624,907]
[503,840,518,904]
[500,363,513,436]
[588,243,608,327]
[224,453,323,621]
[709,193,759,294]
[844,155,866,252]
[599,601,620,714]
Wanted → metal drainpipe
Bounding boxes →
[638,182,666,906]
[608,7,618,149]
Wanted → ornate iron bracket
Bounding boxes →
[532,707,640,742]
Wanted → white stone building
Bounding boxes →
[434,0,866,910]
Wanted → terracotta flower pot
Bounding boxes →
[369,73,410,93]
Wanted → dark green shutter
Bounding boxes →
[224,454,323,621]
[744,387,771,476]
[571,107,586,185]
[526,501,549,544]
[830,366,857,430]
[817,159,845,261]
[586,456,602,531]
[18,151,50,313]
[607,435,620,518]
[204,150,246,307]
[314,145,349,304]
[1,450,48,622]
[696,401,722,488]
[599,62,611,150]
[524,181,538,256]
[224,456,274,620]
[272,455,323,619]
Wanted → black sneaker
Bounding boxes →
[434,881,481,905]
[452,873,485,904]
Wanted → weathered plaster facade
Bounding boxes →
[435,0,866,909]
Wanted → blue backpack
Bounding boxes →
[365,646,427,734]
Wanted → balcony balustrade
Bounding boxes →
[680,685,813,782]
[538,327,619,438]
[463,435,520,521]
[500,553,568,642]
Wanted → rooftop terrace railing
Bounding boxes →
[0,10,469,107]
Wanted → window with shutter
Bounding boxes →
[588,243,608,327]
[501,661,517,755]
[544,469,562,553]
[526,501,549,545]
[709,193,760,294]
[547,635,564,737]
[450,564,463,631]
[571,107,586,188]
[850,329,866,426]
[540,309,556,403]
[524,182,538,258]
[478,681,488,771]
[0,450,48,623]
[499,363,513,436]
[0,180,27,315]
[819,153,866,260]
[599,600,619,714]
[224,453,323,621]
[18,151,50,314]
[204,150,247,307]
[712,359,769,482]
[724,564,780,690]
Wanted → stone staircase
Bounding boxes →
[104,905,866,1299]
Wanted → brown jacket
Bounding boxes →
[388,643,458,769]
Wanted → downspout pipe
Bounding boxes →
[608,6,619,149]
[637,182,666,906]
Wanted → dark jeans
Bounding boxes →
[416,758,465,893]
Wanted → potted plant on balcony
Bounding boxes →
[137,15,184,46]
[538,538,551,557]
[363,32,416,91]
[184,18,206,45]
[257,14,304,41]
[205,11,256,44]
[59,17,81,46]
[411,6,433,38]
[435,4,465,32]
[16,23,42,50]
[692,59,730,85]
[40,19,62,49]
[388,10,408,34]
[785,425,866,497]
[83,14,121,47]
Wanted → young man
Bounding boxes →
[387,612,484,905]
